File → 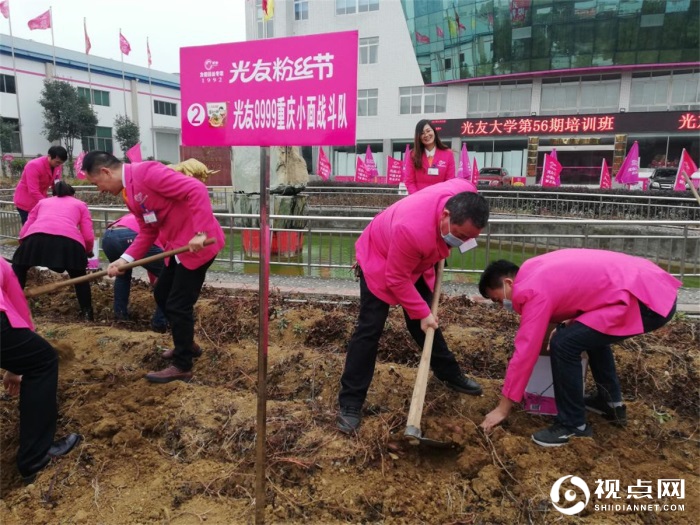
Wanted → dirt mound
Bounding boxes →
[0,272,697,524]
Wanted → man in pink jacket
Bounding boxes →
[478,249,681,447]
[337,178,490,434]
[1,259,81,483]
[81,151,225,384]
[13,146,67,224]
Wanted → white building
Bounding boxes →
[0,34,182,163]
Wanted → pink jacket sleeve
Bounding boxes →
[0,259,34,330]
[18,203,40,239]
[78,202,95,254]
[405,152,419,195]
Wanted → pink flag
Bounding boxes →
[126,143,143,163]
[673,149,699,191]
[0,1,9,20]
[386,156,403,185]
[615,141,640,185]
[84,19,92,55]
[74,151,87,180]
[415,31,430,44]
[364,145,379,179]
[600,159,611,189]
[471,157,479,185]
[28,9,51,30]
[402,144,410,182]
[317,147,331,181]
[147,39,152,67]
[355,157,370,183]
[119,31,131,55]
[541,153,562,187]
[436,25,444,38]
[550,148,558,162]
[457,143,471,180]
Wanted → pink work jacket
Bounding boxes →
[19,196,94,254]
[0,258,34,330]
[504,248,682,402]
[355,178,477,320]
[121,162,224,269]
[13,156,62,212]
[405,148,456,194]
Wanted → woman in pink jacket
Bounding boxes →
[405,119,456,194]
[477,249,681,447]
[12,181,95,320]
[13,146,67,224]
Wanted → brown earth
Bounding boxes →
[0,271,698,524]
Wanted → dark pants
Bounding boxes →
[550,300,677,428]
[0,313,58,476]
[338,273,462,408]
[13,264,92,312]
[16,208,29,225]
[102,227,167,327]
[154,256,214,371]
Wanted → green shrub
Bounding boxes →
[9,158,28,177]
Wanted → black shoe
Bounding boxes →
[532,422,592,447]
[150,323,169,334]
[584,394,627,427]
[80,308,94,321]
[48,433,82,457]
[441,375,483,396]
[337,406,362,434]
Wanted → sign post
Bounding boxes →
[180,31,358,524]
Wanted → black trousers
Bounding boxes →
[338,274,462,408]
[0,313,58,476]
[154,256,214,371]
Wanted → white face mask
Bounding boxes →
[502,280,513,311]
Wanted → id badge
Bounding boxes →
[143,211,157,224]
[427,167,439,176]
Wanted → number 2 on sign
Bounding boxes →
[187,104,205,127]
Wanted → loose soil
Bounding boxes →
[0,271,698,524]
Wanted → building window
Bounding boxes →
[0,117,21,153]
[359,37,378,64]
[399,86,447,115]
[0,74,16,94]
[77,87,110,107]
[294,0,309,20]
[631,71,700,112]
[337,0,378,15]
[468,83,532,117]
[255,0,274,38]
[82,126,113,153]
[154,100,177,117]
[540,76,620,115]
[358,89,378,116]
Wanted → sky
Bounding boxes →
[1,0,248,74]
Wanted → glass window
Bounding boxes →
[82,126,113,153]
[358,0,379,12]
[255,0,274,37]
[359,37,379,64]
[337,0,377,15]
[357,89,378,116]
[77,87,110,107]
[154,100,178,117]
[0,117,21,153]
[294,0,308,20]
[399,86,447,115]
[0,74,16,94]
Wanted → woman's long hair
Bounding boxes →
[412,119,448,168]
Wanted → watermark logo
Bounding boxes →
[550,475,590,515]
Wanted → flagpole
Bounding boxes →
[7,3,24,156]
[49,6,56,69]
[85,18,93,110]
[148,37,156,161]
[120,28,128,117]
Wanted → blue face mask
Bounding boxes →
[442,219,463,248]
[502,280,514,311]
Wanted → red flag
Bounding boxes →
[674,149,699,191]
[415,31,430,44]
[600,159,611,189]
[454,7,466,31]
[436,25,444,38]
[355,157,370,183]
[28,9,51,30]
[84,19,92,55]
[0,1,9,20]
[147,39,152,67]
[126,143,143,163]
[119,31,131,55]
[317,147,331,181]
[386,156,403,185]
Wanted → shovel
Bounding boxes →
[24,238,215,298]
[404,259,455,448]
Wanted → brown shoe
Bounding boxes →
[161,342,202,360]
[145,365,192,383]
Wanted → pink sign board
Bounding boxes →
[180,31,358,147]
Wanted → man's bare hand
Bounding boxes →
[107,258,128,277]
[3,371,21,397]
[188,233,206,253]
[420,313,439,333]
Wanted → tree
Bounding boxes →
[39,80,97,176]
[114,115,140,158]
